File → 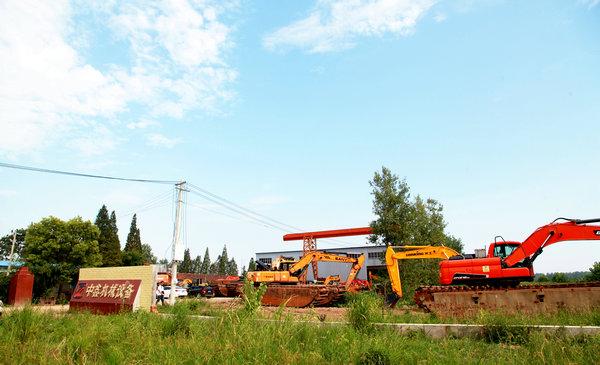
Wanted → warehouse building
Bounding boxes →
[255,245,387,281]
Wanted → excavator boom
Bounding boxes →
[385,245,460,298]
[504,218,600,267]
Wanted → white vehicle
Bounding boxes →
[163,286,188,299]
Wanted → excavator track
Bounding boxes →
[414,282,600,318]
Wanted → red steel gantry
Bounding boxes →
[283,227,373,281]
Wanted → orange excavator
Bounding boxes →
[415,218,600,317]
[246,251,366,307]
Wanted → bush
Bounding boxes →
[357,349,391,365]
[240,279,266,316]
[346,291,384,332]
[479,312,530,345]
[162,302,191,336]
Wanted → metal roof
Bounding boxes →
[255,245,385,255]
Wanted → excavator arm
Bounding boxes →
[503,218,600,267]
[345,254,365,289]
[289,252,364,277]
[386,245,460,299]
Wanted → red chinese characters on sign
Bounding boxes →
[70,280,141,314]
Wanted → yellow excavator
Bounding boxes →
[385,245,460,300]
[247,251,365,290]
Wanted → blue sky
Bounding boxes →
[1,0,599,273]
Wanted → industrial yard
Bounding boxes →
[2,1,600,364]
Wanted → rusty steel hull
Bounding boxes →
[414,282,600,318]
[261,284,347,308]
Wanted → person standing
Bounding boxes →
[156,283,165,305]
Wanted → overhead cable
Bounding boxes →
[0,162,178,184]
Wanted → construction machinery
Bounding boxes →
[246,251,366,307]
[385,245,460,302]
[414,218,600,317]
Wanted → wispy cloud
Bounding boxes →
[263,0,436,53]
[0,1,236,156]
[579,0,599,9]
[146,133,181,148]
[127,119,159,130]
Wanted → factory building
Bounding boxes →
[255,245,387,281]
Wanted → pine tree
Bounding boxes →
[123,214,143,265]
[240,265,247,278]
[180,248,193,273]
[200,248,211,274]
[94,206,122,266]
[209,259,219,275]
[94,205,110,266]
[247,258,257,271]
[217,245,229,275]
[192,255,202,273]
[106,211,122,266]
[227,258,238,276]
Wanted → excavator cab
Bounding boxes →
[490,242,520,259]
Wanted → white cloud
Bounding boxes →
[433,12,447,22]
[0,190,18,198]
[127,119,159,130]
[263,0,436,53]
[146,133,181,148]
[0,1,236,156]
[579,0,599,8]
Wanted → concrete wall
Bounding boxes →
[78,265,158,311]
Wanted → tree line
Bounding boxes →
[1,205,158,299]
[177,246,239,276]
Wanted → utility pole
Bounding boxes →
[169,181,187,305]
[6,230,16,276]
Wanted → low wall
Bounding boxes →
[78,265,158,311]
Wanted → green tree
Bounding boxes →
[158,258,169,265]
[209,260,219,275]
[444,234,464,254]
[247,258,257,271]
[94,206,122,267]
[240,265,247,278]
[588,262,600,281]
[368,166,457,300]
[200,248,211,274]
[180,248,193,273]
[227,258,238,276]
[192,255,202,273]
[123,214,143,266]
[141,244,157,264]
[24,216,102,297]
[0,228,26,260]
[550,272,569,283]
[218,246,229,275]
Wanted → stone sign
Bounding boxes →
[70,279,141,314]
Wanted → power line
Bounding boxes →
[0,162,178,184]
[188,189,291,233]
[188,183,303,231]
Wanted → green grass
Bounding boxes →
[383,308,600,326]
[0,307,598,364]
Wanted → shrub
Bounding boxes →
[241,279,266,316]
[346,291,384,332]
[479,312,530,345]
[162,302,191,336]
[357,349,391,365]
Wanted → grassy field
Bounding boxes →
[160,295,600,327]
[0,304,599,364]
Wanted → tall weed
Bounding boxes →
[346,291,384,332]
